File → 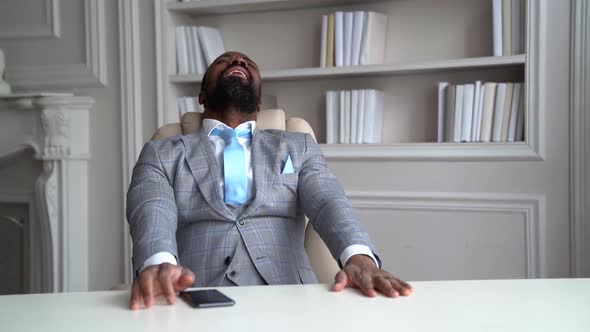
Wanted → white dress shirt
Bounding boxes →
[139,119,378,274]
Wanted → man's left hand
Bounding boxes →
[332,254,413,298]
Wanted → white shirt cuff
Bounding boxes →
[138,252,178,274]
[339,244,379,268]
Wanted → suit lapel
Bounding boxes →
[182,129,235,220]
[241,129,278,219]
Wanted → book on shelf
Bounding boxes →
[453,85,464,143]
[321,11,387,68]
[500,83,515,141]
[480,83,497,142]
[326,14,335,67]
[350,90,359,143]
[190,26,207,74]
[343,12,353,66]
[437,82,449,143]
[492,83,507,142]
[438,81,524,143]
[175,26,189,75]
[493,0,525,56]
[444,85,456,143]
[507,83,522,142]
[198,26,226,66]
[360,12,387,65]
[326,91,339,144]
[351,11,365,66]
[471,81,483,141]
[334,11,344,67]
[343,90,351,144]
[327,89,384,144]
[320,15,328,68]
[461,83,475,142]
[175,25,225,75]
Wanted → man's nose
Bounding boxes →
[230,57,247,68]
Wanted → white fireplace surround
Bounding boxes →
[0,93,93,293]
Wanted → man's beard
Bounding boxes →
[206,75,259,114]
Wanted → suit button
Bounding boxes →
[224,256,232,265]
[230,271,237,277]
[237,219,245,227]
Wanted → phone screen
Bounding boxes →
[180,289,235,308]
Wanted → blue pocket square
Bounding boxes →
[281,155,295,174]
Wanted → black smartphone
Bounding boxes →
[180,289,235,308]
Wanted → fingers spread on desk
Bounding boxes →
[331,270,350,292]
[159,265,176,305]
[139,271,156,308]
[375,275,398,298]
[174,267,195,292]
[130,281,142,310]
[356,271,377,297]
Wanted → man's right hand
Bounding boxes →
[129,263,195,310]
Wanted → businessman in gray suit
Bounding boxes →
[127,51,412,310]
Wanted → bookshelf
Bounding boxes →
[155,0,540,161]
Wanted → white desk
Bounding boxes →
[1,279,589,332]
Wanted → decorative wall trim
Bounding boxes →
[85,0,107,86]
[524,0,545,160]
[0,0,61,39]
[346,191,546,278]
[570,0,589,278]
[5,0,107,89]
[154,0,167,128]
[119,0,143,284]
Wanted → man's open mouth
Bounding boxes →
[224,66,249,80]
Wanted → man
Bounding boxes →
[127,51,412,310]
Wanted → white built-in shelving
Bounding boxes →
[156,0,539,161]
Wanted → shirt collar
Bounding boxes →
[202,118,257,137]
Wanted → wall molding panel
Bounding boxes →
[346,191,547,278]
[0,0,61,40]
[570,0,590,278]
[118,0,143,284]
[5,0,107,89]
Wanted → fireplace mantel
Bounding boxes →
[0,93,94,293]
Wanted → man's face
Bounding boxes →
[200,52,262,114]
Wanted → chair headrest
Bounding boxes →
[151,108,315,143]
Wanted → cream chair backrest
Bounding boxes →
[151,109,339,283]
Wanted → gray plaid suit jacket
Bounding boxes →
[127,127,377,286]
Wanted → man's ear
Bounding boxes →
[198,92,205,106]
[256,98,262,112]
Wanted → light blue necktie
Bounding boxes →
[211,126,252,206]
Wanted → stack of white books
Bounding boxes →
[178,97,204,118]
[326,89,384,144]
[175,26,225,75]
[493,0,525,56]
[437,81,525,143]
[320,11,387,68]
